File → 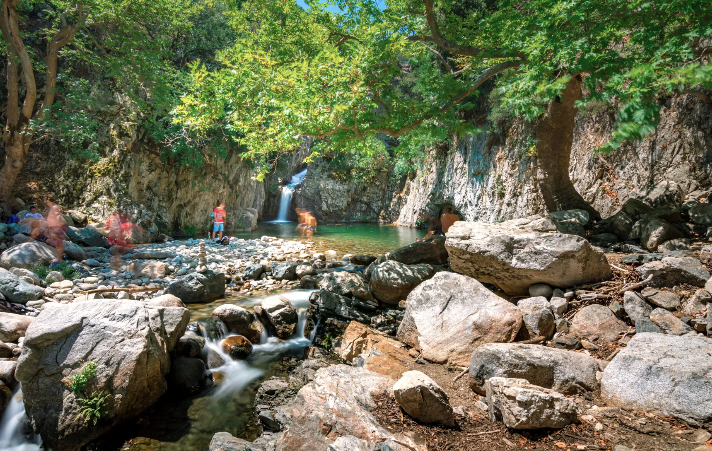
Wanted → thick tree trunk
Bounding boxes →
[535,75,601,221]
[0,134,29,210]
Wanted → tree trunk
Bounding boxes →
[0,133,29,210]
[535,75,601,221]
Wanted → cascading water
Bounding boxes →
[0,388,41,451]
[273,168,308,222]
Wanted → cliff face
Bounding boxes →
[292,93,712,226]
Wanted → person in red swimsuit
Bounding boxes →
[212,202,227,240]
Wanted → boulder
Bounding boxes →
[639,217,684,251]
[65,226,107,247]
[9,267,40,285]
[212,304,261,343]
[637,257,710,288]
[468,343,599,395]
[570,304,627,343]
[271,263,297,281]
[601,333,712,426]
[221,335,253,359]
[167,356,206,395]
[295,264,316,278]
[0,271,44,304]
[166,270,225,304]
[607,210,635,240]
[485,377,578,429]
[61,241,87,262]
[658,238,691,252]
[640,287,681,310]
[174,335,206,358]
[260,296,298,339]
[15,299,190,451]
[350,255,377,266]
[243,264,264,280]
[0,312,34,342]
[636,180,684,210]
[310,290,372,323]
[369,261,434,304]
[635,317,663,334]
[548,209,589,237]
[318,272,374,302]
[397,272,522,366]
[393,371,455,427]
[649,308,694,335]
[340,321,411,379]
[147,294,186,308]
[209,432,264,451]
[689,203,712,225]
[623,291,653,322]
[274,365,425,451]
[0,241,56,269]
[380,235,449,266]
[445,218,612,295]
[516,297,555,340]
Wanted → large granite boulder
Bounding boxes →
[209,432,265,451]
[260,296,298,339]
[468,343,600,395]
[637,257,710,288]
[0,271,44,304]
[0,241,56,269]
[275,365,425,451]
[569,304,627,343]
[166,270,225,304]
[0,312,34,342]
[212,304,261,343]
[15,300,190,451]
[65,226,107,247]
[318,271,373,300]
[380,235,449,266]
[601,333,712,427]
[397,272,522,366]
[393,370,455,427]
[445,217,612,295]
[486,377,578,430]
[369,261,434,304]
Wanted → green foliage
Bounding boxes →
[319,333,334,351]
[76,391,110,425]
[32,264,50,280]
[33,261,81,281]
[69,361,98,394]
[184,225,197,237]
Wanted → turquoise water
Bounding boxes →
[232,222,425,256]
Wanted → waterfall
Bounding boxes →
[0,388,41,451]
[273,168,308,222]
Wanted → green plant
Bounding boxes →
[184,225,197,237]
[34,261,80,281]
[495,176,506,198]
[69,361,98,394]
[76,391,110,425]
[319,333,334,351]
[32,264,50,280]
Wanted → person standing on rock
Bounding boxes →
[440,207,460,234]
[212,202,227,241]
[45,203,67,264]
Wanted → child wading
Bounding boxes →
[212,202,227,240]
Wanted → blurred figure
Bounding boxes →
[421,216,444,241]
[295,208,308,240]
[44,203,67,264]
[440,207,460,234]
[24,206,45,241]
[24,206,44,220]
[305,211,317,241]
[106,210,133,271]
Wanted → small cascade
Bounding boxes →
[273,168,308,222]
[0,388,41,451]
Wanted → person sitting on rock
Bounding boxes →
[25,206,46,241]
[421,216,444,241]
[440,207,460,234]
[24,206,44,220]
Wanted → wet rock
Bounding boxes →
[350,254,377,266]
[485,377,578,429]
[167,356,206,395]
[637,256,710,288]
[166,270,226,304]
[0,271,44,305]
[640,287,681,310]
[15,299,190,451]
[369,261,434,304]
[623,291,653,322]
[212,304,261,343]
[393,370,455,427]
[318,272,373,300]
[639,217,684,251]
[271,263,297,281]
[147,294,186,308]
[311,291,372,323]
[209,432,264,451]
[174,335,205,358]
[261,296,298,339]
[570,304,627,343]
[206,349,225,369]
[397,272,522,366]
[445,217,611,295]
[601,333,712,426]
[299,275,316,289]
[243,264,264,280]
[65,226,107,247]
[0,242,56,269]
[222,335,253,359]
[379,235,449,266]
[0,359,17,386]
[469,343,599,395]
[649,308,694,335]
[0,312,34,342]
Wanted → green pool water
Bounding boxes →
[231,222,426,256]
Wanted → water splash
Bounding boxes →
[0,388,41,451]
[273,168,308,222]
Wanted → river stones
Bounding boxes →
[569,304,626,343]
[167,356,206,395]
[260,296,298,339]
[369,261,434,304]
[0,271,44,304]
[222,335,253,359]
[0,242,56,269]
[445,217,612,295]
[0,312,34,342]
[212,304,261,343]
[393,370,455,427]
[397,272,522,366]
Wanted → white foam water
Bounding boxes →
[0,388,41,451]
[272,168,308,222]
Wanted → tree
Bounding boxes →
[0,0,198,209]
[176,0,712,216]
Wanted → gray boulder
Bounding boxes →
[65,226,107,247]
[468,343,599,395]
[318,271,373,300]
[209,432,264,451]
[295,264,316,278]
[380,235,448,266]
[635,317,663,334]
[623,291,653,322]
[243,264,264,280]
[640,287,681,310]
[393,370,455,427]
[397,272,522,366]
[61,241,88,261]
[0,312,34,342]
[639,217,684,251]
[0,241,56,269]
[689,202,712,225]
[271,263,297,281]
[211,304,261,343]
[570,304,627,343]
[649,308,694,335]
[260,296,298,339]
[9,268,40,285]
[607,210,634,240]
[516,297,555,340]
[486,377,578,429]
[369,261,434,304]
[0,271,44,304]
[601,333,712,426]
[15,299,190,451]
[548,209,589,237]
[637,257,710,288]
[658,238,690,252]
[166,270,225,304]
[445,217,612,295]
